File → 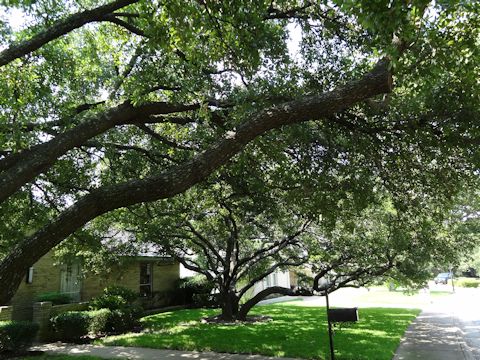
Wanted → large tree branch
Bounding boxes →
[314,259,396,293]
[184,233,223,275]
[234,223,309,274]
[173,254,214,281]
[0,0,139,67]
[100,14,146,37]
[0,59,392,304]
[0,101,199,204]
[237,286,311,320]
[237,257,307,299]
[184,221,226,268]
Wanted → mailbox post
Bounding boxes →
[325,291,335,360]
[324,290,359,360]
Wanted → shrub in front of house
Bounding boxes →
[174,275,215,307]
[88,308,112,334]
[89,286,143,334]
[104,305,143,333]
[0,321,39,353]
[90,286,139,310]
[50,311,91,342]
[90,294,126,310]
[50,309,114,342]
[103,286,138,303]
[37,291,72,305]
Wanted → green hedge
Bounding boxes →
[104,306,142,334]
[37,292,72,305]
[0,321,39,353]
[50,311,91,342]
[50,307,142,341]
[90,286,138,311]
[88,309,111,334]
[456,278,480,288]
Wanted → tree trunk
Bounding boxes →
[218,292,239,321]
[0,61,392,305]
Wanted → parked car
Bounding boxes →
[434,272,452,284]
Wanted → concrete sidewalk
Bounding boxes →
[32,343,297,360]
[393,290,480,360]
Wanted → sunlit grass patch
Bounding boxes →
[99,304,419,360]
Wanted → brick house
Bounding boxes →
[7,251,180,320]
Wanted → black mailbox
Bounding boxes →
[328,308,359,323]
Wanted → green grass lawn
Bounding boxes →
[20,356,106,360]
[99,304,420,360]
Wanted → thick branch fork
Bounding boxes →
[0,60,392,305]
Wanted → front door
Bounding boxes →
[60,262,82,302]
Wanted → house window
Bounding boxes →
[140,263,152,297]
[60,262,82,302]
[26,267,33,284]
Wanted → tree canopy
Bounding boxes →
[0,0,479,304]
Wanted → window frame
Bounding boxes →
[139,262,153,297]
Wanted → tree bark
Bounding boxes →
[237,286,296,321]
[219,292,240,321]
[0,60,392,305]
[0,101,198,204]
[0,0,139,67]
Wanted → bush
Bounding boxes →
[104,305,143,334]
[89,286,142,334]
[88,308,112,334]
[50,308,117,341]
[90,286,138,310]
[457,278,480,288]
[90,294,127,310]
[0,321,39,353]
[103,286,137,303]
[37,292,72,305]
[174,275,215,306]
[50,311,91,342]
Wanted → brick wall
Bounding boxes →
[82,260,180,300]
[0,306,12,321]
[81,260,139,300]
[8,253,180,321]
[32,301,89,341]
[9,252,61,320]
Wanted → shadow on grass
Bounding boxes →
[100,305,420,360]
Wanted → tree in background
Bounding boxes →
[450,188,480,277]
[308,196,477,294]
[111,178,311,321]
[0,0,479,304]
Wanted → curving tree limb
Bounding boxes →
[0,58,392,305]
[0,0,139,67]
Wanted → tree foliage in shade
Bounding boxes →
[308,195,477,294]
[130,184,311,321]
[0,0,479,304]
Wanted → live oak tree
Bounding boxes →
[0,0,479,304]
[119,180,311,321]
[308,197,477,294]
